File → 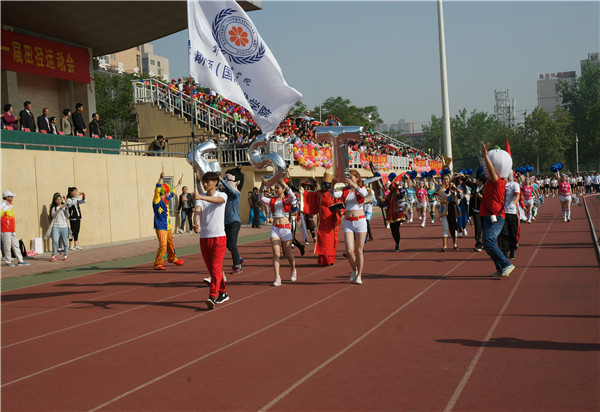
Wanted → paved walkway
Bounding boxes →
[1,224,272,288]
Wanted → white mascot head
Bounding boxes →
[485,149,512,179]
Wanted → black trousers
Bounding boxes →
[390,221,401,246]
[69,219,81,241]
[252,207,260,227]
[499,213,519,252]
[225,221,242,267]
[447,201,458,242]
[472,212,483,249]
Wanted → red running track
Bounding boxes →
[2,197,599,411]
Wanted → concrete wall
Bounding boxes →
[2,148,398,250]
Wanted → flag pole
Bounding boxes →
[437,0,453,170]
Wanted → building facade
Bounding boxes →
[536,71,576,116]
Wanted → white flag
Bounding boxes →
[187,0,302,136]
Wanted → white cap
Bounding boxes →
[2,190,16,198]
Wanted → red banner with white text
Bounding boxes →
[1,30,90,83]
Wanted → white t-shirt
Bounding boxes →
[195,191,227,238]
[504,181,521,215]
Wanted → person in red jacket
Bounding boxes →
[1,190,29,266]
[302,172,342,266]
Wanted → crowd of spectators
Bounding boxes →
[154,77,439,161]
[1,101,108,138]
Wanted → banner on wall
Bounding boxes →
[428,160,442,172]
[360,152,388,166]
[1,30,90,84]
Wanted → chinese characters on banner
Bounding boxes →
[412,159,442,173]
[360,152,387,166]
[1,30,90,84]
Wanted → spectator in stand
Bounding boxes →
[19,101,36,132]
[61,109,73,135]
[37,107,51,134]
[148,135,166,156]
[2,104,19,130]
[89,113,102,137]
[49,116,58,134]
[1,190,30,267]
[72,103,87,136]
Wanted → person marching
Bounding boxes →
[435,173,462,252]
[469,174,486,251]
[521,177,535,223]
[193,172,229,309]
[260,178,297,286]
[1,190,30,266]
[333,169,368,284]
[404,180,416,223]
[384,176,407,251]
[364,188,375,241]
[499,173,520,260]
[415,180,428,227]
[480,143,515,278]
[427,180,439,224]
[302,172,342,266]
[557,172,572,222]
[152,171,184,270]
[220,167,245,274]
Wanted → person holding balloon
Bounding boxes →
[333,169,369,285]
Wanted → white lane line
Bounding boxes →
[1,272,196,324]
[258,255,472,411]
[89,236,441,411]
[443,212,557,412]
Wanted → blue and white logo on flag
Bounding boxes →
[188,0,302,136]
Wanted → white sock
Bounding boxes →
[567,209,571,219]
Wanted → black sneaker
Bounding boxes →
[509,250,515,259]
[206,296,216,310]
[216,292,229,304]
[395,245,400,251]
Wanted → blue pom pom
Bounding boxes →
[429,170,437,177]
[388,172,397,182]
[420,171,429,178]
[526,165,533,172]
[476,166,484,175]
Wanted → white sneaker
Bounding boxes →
[501,265,515,277]
[273,276,282,287]
[203,277,211,285]
[354,276,362,285]
[350,270,358,282]
[421,221,426,228]
[290,269,297,282]
[409,218,413,223]
[431,219,435,224]
[463,229,467,236]
[177,229,184,234]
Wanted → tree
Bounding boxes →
[311,96,383,129]
[522,107,572,173]
[557,61,600,171]
[289,100,308,117]
[422,109,512,170]
[94,72,139,140]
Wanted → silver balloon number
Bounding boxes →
[249,134,287,186]
[186,140,221,176]
[316,126,363,182]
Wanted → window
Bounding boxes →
[157,61,161,68]
[136,55,141,69]
[136,46,140,51]
[111,54,115,60]
[151,59,155,66]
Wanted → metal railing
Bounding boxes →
[132,79,251,138]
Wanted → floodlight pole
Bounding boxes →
[575,134,579,173]
[437,0,453,167]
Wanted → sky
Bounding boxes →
[151,1,600,131]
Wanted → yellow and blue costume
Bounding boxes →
[153,183,181,269]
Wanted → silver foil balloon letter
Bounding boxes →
[249,134,287,186]
[186,140,221,177]
[316,126,363,181]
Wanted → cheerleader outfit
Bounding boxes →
[334,185,369,233]
[260,187,295,241]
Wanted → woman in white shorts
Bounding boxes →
[260,179,297,286]
[521,178,535,223]
[333,169,368,284]
[557,173,572,222]
[550,176,559,197]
